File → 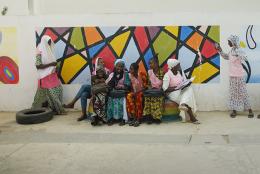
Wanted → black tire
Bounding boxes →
[16,108,54,124]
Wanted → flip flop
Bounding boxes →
[230,112,236,118]
[192,120,201,124]
[248,112,254,118]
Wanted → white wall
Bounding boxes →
[1,0,260,111]
[0,0,29,16]
[34,0,260,14]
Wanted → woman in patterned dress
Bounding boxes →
[32,35,66,115]
[126,63,147,127]
[216,35,254,118]
[91,67,109,126]
[143,56,165,124]
[106,59,131,126]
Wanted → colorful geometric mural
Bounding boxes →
[36,26,220,84]
[234,25,260,83]
[0,27,19,84]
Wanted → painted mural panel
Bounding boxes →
[36,26,220,84]
[0,27,19,84]
[234,25,260,83]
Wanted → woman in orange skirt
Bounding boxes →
[126,63,147,127]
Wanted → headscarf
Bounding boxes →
[167,59,180,69]
[93,57,104,75]
[228,35,247,60]
[37,35,57,79]
[107,59,126,88]
[114,59,125,67]
[228,35,240,49]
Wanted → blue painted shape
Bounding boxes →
[88,42,106,58]
[121,38,140,70]
[144,48,154,69]
[180,26,193,41]
[54,39,66,59]
[178,46,197,71]
[71,66,91,84]
[99,27,120,38]
[211,54,220,67]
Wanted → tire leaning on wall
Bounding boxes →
[16,108,54,124]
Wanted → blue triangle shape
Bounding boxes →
[211,55,220,67]
[88,42,106,58]
[180,26,193,41]
[144,48,153,69]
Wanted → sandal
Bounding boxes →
[129,120,135,126]
[248,112,254,118]
[192,120,201,124]
[230,112,236,118]
[119,120,126,126]
[107,120,114,126]
[133,121,140,127]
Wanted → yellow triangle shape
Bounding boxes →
[61,54,87,83]
[109,31,131,57]
[165,26,179,37]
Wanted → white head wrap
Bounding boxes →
[228,35,247,60]
[167,59,180,69]
[37,35,57,79]
[228,35,240,48]
[93,57,104,75]
[114,59,125,66]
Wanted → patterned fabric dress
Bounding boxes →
[143,69,164,120]
[32,55,65,114]
[219,35,251,111]
[91,75,108,122]
[126,72,147,120]
[106,71,130,121]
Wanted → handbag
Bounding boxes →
[108,89,127,98]
[92,83,109,94]
[143,88,164,97]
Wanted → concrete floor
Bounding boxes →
[0,111,260,174]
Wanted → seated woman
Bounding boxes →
[126,63,147,127]
[91,67,109,126]
[106,59,131,126]
[162,59,200,124]
[143,56,165,124]
[64,57,109,121]
[32,35,66,115]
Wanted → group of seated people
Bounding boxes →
[64,56,200,127]
[33,35,200,127]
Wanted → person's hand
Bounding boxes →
[214,43,222,52]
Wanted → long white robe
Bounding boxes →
[162,70,197,121]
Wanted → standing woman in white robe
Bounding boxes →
[32,35,66,115]
[162,59,200,124]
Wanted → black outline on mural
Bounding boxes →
[36,25,220,84]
